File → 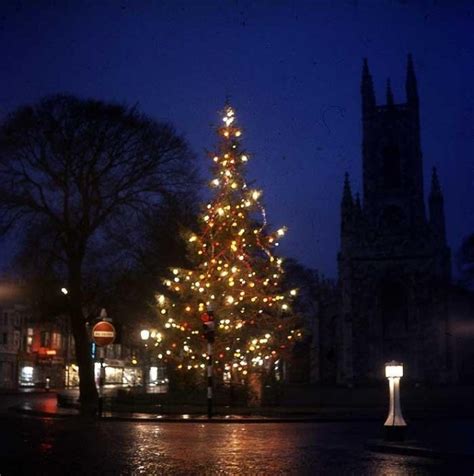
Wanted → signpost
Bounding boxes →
[201,307,215,419]
[92,313,115,417]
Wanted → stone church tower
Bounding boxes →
[337,55,453,384]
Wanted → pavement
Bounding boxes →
[2,390,474,467]
[1,416,473,474]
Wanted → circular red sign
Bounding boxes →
[92,321,116,346]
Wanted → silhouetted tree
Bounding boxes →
[0,95,197,413]
[97,194,199,337]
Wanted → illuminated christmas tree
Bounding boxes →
[154,105,300,386]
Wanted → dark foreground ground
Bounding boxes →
[0,416,473,475]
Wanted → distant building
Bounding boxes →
[0,297,29,389]
[337,56,454,384]
[18,313,75,388]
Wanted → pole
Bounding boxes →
[98,356,105,417]
[384,375,407,441]
[142,345,149,393]
[207,341,213,419]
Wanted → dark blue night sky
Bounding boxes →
[0,1,473,277]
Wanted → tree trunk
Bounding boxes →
[68,259,98,415]
[247,370,264,408]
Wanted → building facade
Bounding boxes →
[18,314,75,388]
[337,56,454,384]
[0,301,29,388]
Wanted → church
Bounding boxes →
[336,55,454,384]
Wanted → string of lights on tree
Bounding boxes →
[152,105,301,379]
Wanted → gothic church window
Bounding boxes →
[380,281,408,361]
[382,144,401,188]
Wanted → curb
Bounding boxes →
[98,414,380,423]
[9,406,382,423]
[9,406,76,419]
[9,406,474,425]
[366,439,474,461]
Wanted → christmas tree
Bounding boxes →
[154,105,300,384]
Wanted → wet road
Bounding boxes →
[0,417,472,475]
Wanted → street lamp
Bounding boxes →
[140,329,151,390]
[384,361,407,441]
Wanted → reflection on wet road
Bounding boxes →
[0,418,472,475]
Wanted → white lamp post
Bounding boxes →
[384,361,407,441]
[140,329,151,390]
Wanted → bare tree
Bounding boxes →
[0,95,197,413]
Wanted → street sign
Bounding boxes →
[200,312,213,323]
[201,311,215,343]
[92,320,116,346]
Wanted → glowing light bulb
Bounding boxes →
[223,116,235,126]
[252,190,261,200]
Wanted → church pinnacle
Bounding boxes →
[361,58,376,116]
[406,53,418,106]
